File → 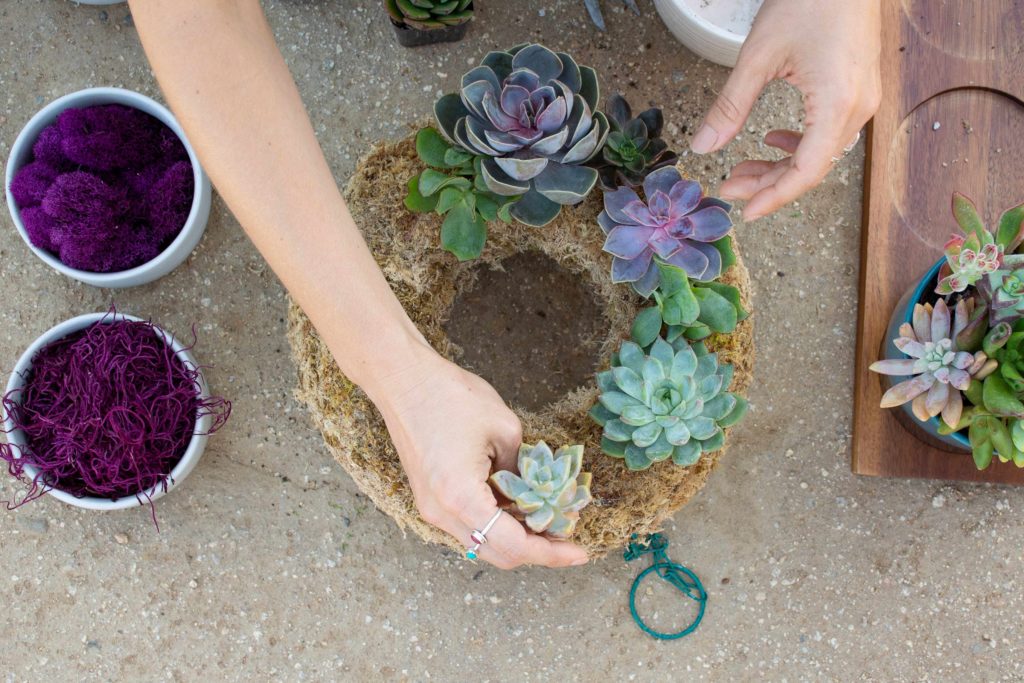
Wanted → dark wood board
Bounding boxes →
[852,0,1024,482]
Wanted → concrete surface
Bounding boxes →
[0,1,1021,681]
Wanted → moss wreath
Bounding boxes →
[288,134,754,558]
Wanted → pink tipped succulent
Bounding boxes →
[870,299,995,428]
[936,233,1002,295]
[598,167,733,296]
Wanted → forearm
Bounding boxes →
[129,0,433,402]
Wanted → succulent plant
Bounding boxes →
[979,266,1024,325]
[583,0,640,31]
[630,261,748,349]
[489,442,593,538]
[986,321,1024,394]
[590,337,747,471]
[434,44,610,227]
[385,0,473,30]
[599,167,733,295]
[592,95,678,191]
[870,299,995,428]
[405,127,516,260]
[935,233,1002,295]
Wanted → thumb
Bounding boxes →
[691,54,769,154]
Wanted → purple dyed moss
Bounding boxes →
[0,316,231,509]
[31,125,71,169]
[8,161,59,207]
[57,104,163,171]
[9,104,194,273]
[148,161,195,242]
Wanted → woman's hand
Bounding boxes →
[373,349,590,570]
[690,0,882,220]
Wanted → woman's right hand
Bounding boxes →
[372,348,590,570]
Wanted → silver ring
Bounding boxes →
[466,509,503,561]
[832,131,862,164]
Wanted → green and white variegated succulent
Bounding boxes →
[590,337,747,471]
[434,44,609,227]
[489,442,593,538]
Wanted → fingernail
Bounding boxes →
[690,124,719,154]
[571,556,589,566]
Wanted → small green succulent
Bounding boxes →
[385,0,474,30]
[980,267,1024,325]
[489,442,593,538]
[590,337,747,471]
[405,127,517,261]
[629,261,747,349]
[592,94,678,191]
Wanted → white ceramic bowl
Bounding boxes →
[654,0,763,67]
[69,1,127,6]
[5,87,211,288]
[2,313,212,511]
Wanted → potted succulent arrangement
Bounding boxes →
[872,193,1024,470]
[0,311,231,514]
[384,0,474,48]
[291,43,754,557]
[5,87,212,289]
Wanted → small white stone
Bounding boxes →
[932,494,946,508]
[114,533,129,545]
[932,121,941,130]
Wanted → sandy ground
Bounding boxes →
[1,1,1022,681]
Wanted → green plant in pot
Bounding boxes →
[384,0,473,48]
[873,192,1024,469]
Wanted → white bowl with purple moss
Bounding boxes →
[4,87,211,289]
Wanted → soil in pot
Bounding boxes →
[444,251,607,412]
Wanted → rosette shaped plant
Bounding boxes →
[936,233,1002,295]
[385,0,473,30]
[434,44,609,226]
[489,442,593,538]
[590,338,747,471]
[870,299,994,428]
[599,167,733,296]
[979,266,1024,325]
[592,94,678,191]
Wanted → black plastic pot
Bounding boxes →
[389,12,472,48]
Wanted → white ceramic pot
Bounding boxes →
[5,87,211,288]
[69,1,127,6]
[2,313,212,511]
[654,0,763,67]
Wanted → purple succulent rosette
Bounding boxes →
[598,167,734,296]
[434,44,609,227]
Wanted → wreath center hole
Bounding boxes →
[445,251,607,412]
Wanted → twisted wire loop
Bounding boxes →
[623,533,707,640]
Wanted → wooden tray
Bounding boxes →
[852,0,1024,482]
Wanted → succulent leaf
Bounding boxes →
[591,94,679,191]
[489,442,593,539]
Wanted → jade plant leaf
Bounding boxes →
[416,127,453,168]
[440,200,487,261]
[631,306,663,348]
[952,192,986,242]
[694,286,738,333]
[997,202,1024,253]
[982,372,1024,418]
[404,177,438,213]
[710,235,737,271]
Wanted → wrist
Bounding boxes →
[327,321,445,411]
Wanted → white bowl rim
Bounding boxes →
[663,0,751,46]
[2,312,212,510]
[4,87,207,285]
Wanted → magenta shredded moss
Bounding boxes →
[10,104,194,273]
[0,317,231,511]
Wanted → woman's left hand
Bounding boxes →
[689,0,883,221]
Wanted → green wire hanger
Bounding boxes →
[623,533,707,640]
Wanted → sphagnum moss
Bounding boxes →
[288,133,754,557]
